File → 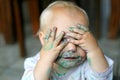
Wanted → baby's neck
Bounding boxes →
[53,63,69,77]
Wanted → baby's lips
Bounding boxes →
[63,57,78,59]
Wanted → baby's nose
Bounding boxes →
[66,43,77,52]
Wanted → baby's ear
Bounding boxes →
[38,31,44,45]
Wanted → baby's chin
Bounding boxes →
[55,61,81,69]
[55,57,86,69]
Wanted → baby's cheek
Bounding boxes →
[77,47,86,57]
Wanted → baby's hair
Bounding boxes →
[38,1,89,34]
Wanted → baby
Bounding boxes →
[21,1,113,80]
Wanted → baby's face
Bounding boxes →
[48,11,88,68]
[55,25,87,68]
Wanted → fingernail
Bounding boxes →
[61,31,64,34]
[67,39,70,42]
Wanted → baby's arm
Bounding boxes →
[34,27,68,80]
[67,25,109,72]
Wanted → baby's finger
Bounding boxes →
[68,38,83,45]
[77,24,89,32]
[68,27,85,35]
[49,27,57,41]
[44,28,51,42]
[54,31,65,47]
[66,32,82,40]
[56,40,68,51]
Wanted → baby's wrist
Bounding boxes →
[39,57,54,66]
[87,47,102,57]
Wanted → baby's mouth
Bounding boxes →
[63,56,80,59]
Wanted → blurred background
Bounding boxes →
[0,0,120,80]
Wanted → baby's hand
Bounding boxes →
[66,25,99,53]
[40,27,68,63]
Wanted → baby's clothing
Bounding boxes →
[21,52,113,80]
